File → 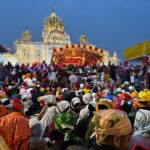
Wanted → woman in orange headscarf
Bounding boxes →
[0,98,31,150]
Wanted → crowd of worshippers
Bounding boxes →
[0,61,150,150]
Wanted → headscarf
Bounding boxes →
[71,97,81,110]
[130,91,138,98]
[133,109,150,138]
[29,117,42,140]
[40,106,58,136]
[0,98,11,108]
[78,105,90,123]
[40,87,45,93]
[93,109,132,144]
[39,94,57,105]
[119,92,132,101]
[0,105,8,117]
[21,82,28,88]
[128,86,135,92]
[55,112,81,142]
[25,73,31,78]
[11,98,23,111]
[96,99,115,111]
[23,100,33,113]
[57,101,70,113]
[83,93,92,104]
[54,112,77,134]
[138,90,150,102]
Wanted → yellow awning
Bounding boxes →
[124,41,150,61]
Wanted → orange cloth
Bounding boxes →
[0,112,31,150]
[0,105,8,117]
[25,73,31,78]
[93,109,132,144]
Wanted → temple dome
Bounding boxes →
[79,33,88,44]
[42,6,70,44]
[21,28,32,41]
[44,7,64,31]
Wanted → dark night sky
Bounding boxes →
[0,0,150,59]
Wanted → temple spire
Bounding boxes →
[52,6,55,13]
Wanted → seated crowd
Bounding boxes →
[0,62,150,150]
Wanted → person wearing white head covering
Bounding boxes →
[69,97,81,118]
[0,98,12,109]
[23,100,33,113]
[8,86,13,90]
[129,109,150,149]
[69,72,78,87]
[91,93,97,103]
[128,86,135,92]
[71,97,81,110]
[124,81,130,86]
[77,105,90,124]
[47,70,56,81]
[83,93,92,104]
[32,78,37,82]
[116,87,122,93]
[80,83,84,89]
[29,116,48,150]
[62,88,68,94]
[39,95,57,106]
[57,100,70,113]
[24,78,33,87]
[40,106,58,137]
[84,77,87,81]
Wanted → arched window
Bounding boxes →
[22,49,29,58]
[35,50,42,61]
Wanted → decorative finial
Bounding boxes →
[25,26,28,31]
[52,6,55,13]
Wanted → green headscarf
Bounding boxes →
[55,112,82,142]
[55,112,77,134]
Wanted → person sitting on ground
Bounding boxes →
[129,90,150,149]
[89,109,132,150]
[0,98,31,150]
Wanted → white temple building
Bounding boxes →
[2,7,117,66]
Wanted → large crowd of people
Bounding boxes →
[0,61,150,150]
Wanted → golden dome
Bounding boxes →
[44,7,64,30]
[42,6,71,44]
[79,33,88,44]
[21,27,32,41]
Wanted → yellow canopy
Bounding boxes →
[124,41,150,61]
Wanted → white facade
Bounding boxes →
[2,53,17,65]
[2,7,118,66]
[14,7,71,65]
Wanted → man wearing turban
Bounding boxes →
[90,109,132,150]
